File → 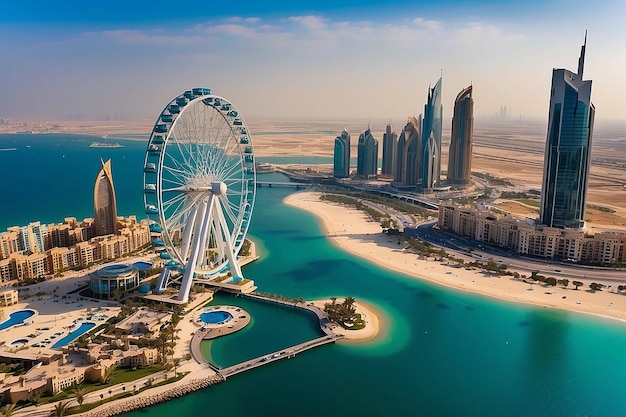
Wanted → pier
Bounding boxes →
[221,334,341,377]
[189,293,342,379]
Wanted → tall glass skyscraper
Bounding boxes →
[94,159,118,236]
[447,85,474,186]
[357,128,378,178]
[539,35,594,229]
[381,123,397,176]
[421,77,443,190]
[333,129,351,178]
[394,117,420,187]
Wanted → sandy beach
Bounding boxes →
[311,299,380,341]
[285,191,626,323]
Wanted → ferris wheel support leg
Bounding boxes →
[177,198,211,303]
[214,196,243,278]
[180,202,199,261]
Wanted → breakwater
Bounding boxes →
[77,374,225,417]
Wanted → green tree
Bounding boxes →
[48,401,72,417]
[73,386,87,409]
[572,281,583,290]
[558,279,570,289]
[0,403,17,417]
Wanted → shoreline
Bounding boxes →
[310,298,381,341]
[284,191,626,324]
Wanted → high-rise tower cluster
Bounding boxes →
[331,76,474,190]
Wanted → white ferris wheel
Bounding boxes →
[143,88,256,302]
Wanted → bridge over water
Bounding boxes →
[189,294,342,379]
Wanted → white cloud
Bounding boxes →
[413,17,442,31]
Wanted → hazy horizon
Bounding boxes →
[2,0,626,122]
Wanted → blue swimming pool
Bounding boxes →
[0,310,35,331]
[52,322,96,348]
[132,261,153,271]
[199,310,233,324]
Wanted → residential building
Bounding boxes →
[447,85,474,186]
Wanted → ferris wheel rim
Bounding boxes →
[142,88,256,275]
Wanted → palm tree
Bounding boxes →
[48,401,71,417]
[28,389,42,406]
[173,358,181,376]
[1,403,17,417]
[73,386,87,409]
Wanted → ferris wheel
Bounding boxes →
[143,88,256,302]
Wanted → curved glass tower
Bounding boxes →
[539,35,594,229]
[421,77,443,190]
[94,159,118,236]
[333,129,351,178]
[447,85,474,186]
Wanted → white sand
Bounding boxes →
[284,191,626,322]
[311,299,380,341]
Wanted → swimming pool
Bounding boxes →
[0,310,35,331]
[199,310,234,324]
[132,261,153,271]
[52,322,96,348]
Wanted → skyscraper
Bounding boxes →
[421,77,443,190]
[381,123,397,176]
[333,129,351,178]
[539,35,594,229]
[393,117,420,187]
[447,85,474,186]
[94,159,118,236]
[357,128,378,178]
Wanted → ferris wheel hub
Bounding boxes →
[212,182,227,196]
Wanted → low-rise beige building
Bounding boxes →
[0,289,18,306]
[438,203,626,264]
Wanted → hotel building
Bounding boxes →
[357,128,378,178]
[539,35,594,229]
[393,117,421,188]
[94,159,118,236]
[447,85,474,186]
[421,77,443,190]
[438,203,625,264]
[333,129,351,178]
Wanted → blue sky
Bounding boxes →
[1,0,625,122]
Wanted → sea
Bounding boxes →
[2,133,626,417]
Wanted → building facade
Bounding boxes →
[357,128,378,178]
[381,123,397,176]
[421,77,443,190]
[94,159,118,236]
[438,203,625,264]
[333,129,351,178]
[447,85,474,186]
[539,36,594,229]
[393,117,421,187]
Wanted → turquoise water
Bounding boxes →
[52,321,96,348]
[2,134,626,416]
[0,309,35,331]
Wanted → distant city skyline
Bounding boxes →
[1,0,625,121]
